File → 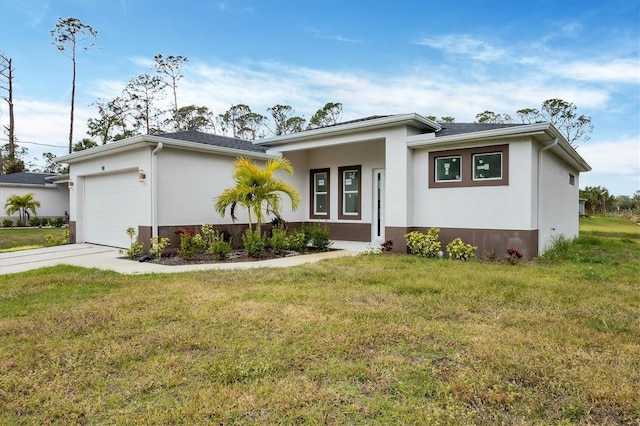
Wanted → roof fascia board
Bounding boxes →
[57,135,276,164]
[257,113,440,147]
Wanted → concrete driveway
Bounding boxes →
[0,242,372,275]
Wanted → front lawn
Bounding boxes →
[0,227,68,252]
[0,235,638,424]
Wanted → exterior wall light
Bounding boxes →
[138,170,146,183]
[68,179,74,190]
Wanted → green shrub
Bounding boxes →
[29,217,42,227]
[177,229,207,260]
[2,219,12,228]
[404,228,441,257]
[16,219,24,227]
[305,222,332,250]
[45,229,69,246]
[539,235,573,263]
[242,228,266,258]
[446,237,477,261]
[209,239,232,260]
[285,228,309,252]
[123,227,143,259]
[51,217,66,227]
[149,236,171,258]
[268,226,288,255]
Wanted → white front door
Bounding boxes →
[372,169,385,243]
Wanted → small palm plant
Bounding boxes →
[4,192,41,226]
[215,157,300,234]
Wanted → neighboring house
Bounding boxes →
[0,172,70,224]
[57,114,591,257]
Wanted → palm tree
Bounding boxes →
[4,192,41,226]
[215,157,301,233]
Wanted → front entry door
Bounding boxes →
[372,169,385,243]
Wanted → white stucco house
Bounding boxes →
[57,114,591,258]
[0,172,70,225]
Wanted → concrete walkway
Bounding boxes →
[0,241,374,275]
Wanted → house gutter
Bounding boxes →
[536,138,558,249]
[151,142,163,239]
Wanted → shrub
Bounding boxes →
[446,237,477,261]
[404,228,441,257]
[305,222,332,250]
[123,227,143,259]
[202,226,232,260]
[149,236,171,258]
[16,219,24,227]
[539,235,573,263]
[2,219,12,228]
[242,228,266,258]
[380,240,393,253]
[177,229,207,260]
[45,229,69,246]
[51,217,66,227]
[268,225,288,255]
[505,247,524,265]
[29,217,42,227]
[285,228,308,252]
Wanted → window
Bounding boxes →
[569,174,575,186]
[339,165,361,220]
[429,144,509,188]
[435,156,462,182]
[310,168,330,219]
[473,152,502,180]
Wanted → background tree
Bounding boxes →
[307,102,342,129]
[217,104,266,140]
[474,110,513,124]
[426,115,455,123]
[173,105,216,132]
[4,192,40,226]
[215,157,300,233]
[51,17,98,154]
[73,138,98,152]
[41,152,68,174]
[125,73,165,135]
[0,143,27,174]
[87,96,132,143]
[268,104,306,135]
[580,186,614,214]
[154,54,188,131]
[0,53,17,174]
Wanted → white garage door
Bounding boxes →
[84,171,141,248]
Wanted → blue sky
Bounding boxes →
[1,0,638,196]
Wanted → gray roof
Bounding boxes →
[0,172,59,185]
[158,130,268,153]
[435,122,525,137]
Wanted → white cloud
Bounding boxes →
[544,59,640,84]
[417,35,506,62]
[578,138,640,176]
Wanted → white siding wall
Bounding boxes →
[288,139,385,223]
[411,139,535,230]
[0,185,69,221]
[537,146,580,251]
[68,147,152,243]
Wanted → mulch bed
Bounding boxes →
[137,248,335,266]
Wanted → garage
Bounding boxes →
[84,171,142,248]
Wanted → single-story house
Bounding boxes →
[57,114,591,258]
[0,172,70,224]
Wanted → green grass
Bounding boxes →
[579,215,640,239]
[1,235,638,424]
[0,227,67,252]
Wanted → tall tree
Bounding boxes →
[215,157,300,233]
[51,17,98,154]
[41,152,68,174]
[154,54,188,131]
[0,143,26,174]
[87,96,133,143]
[0,53,16,174]
[4,192,40,225]
[217,104,266,140]
[72,138,98,152]
[125,74,165,135]
[474,110,513,124]
[307,102,342,129]
[268,104,306,135]
[515,99,593,147]
[172,105,216,132]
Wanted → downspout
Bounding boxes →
[537,138,558,252]
[151,142,164,238]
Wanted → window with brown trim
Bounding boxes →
[429,145,509,188]
[310,168,330,219]
[338,165,361,220]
